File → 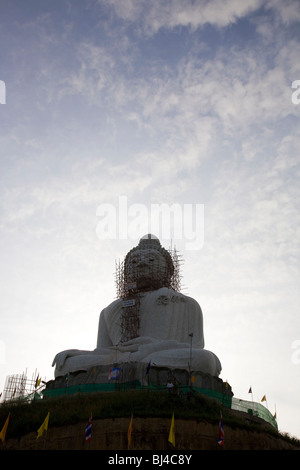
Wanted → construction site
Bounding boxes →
[1,369,45,403]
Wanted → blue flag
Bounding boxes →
[109,367,121,380]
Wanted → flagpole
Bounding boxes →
[274,404,278,426]
[261,394,268,410]
[248,386,254,414]
[128,414,133,450]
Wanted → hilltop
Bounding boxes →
[1,389,299,450]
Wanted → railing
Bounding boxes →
[230,397,278,429]
[41,380,278,430]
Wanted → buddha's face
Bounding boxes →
[125,248,170,290]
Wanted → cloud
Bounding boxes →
[265,0,300,25]
[104,0,300,36]
[104,0,264,33]
[58,42,116,103]
[1,0,300,439]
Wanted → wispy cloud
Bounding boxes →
[104,0,265,32]
[0,0,300,439]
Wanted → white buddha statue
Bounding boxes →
[52,235,221,378]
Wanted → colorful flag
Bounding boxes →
[218,412,224,446]
[128,415,133,448]
[261,395,266,402]
[0,413,10,443]
[35,375,41,388]
[37,412,50,439]
[85,413,92,442]
[108,367,121,380]
[168,413,175,447]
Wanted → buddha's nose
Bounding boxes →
[137,256,148,266]
[138,260,147,267]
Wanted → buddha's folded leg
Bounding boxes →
[134,347,221,376]
[53,348,130,377]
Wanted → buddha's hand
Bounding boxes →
[52,349,81,370]
[117,336,157,352]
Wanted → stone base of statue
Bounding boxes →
[44,361,233,404]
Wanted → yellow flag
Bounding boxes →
[0,413,10,443]
[168,413,175,447]
[128,415,133,448]
[35,376,41,388]
[261,395,266,402]
[37,412,50,439]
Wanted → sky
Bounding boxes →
[0,0,300,440]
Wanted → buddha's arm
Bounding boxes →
[52,348,99,370]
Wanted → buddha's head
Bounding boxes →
[124,234,174,292]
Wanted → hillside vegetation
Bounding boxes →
[1,389,299,450]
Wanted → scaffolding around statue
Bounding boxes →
[115,245,184,343]
[1,369,45,403]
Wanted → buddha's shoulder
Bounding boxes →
[101,298,123,315]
